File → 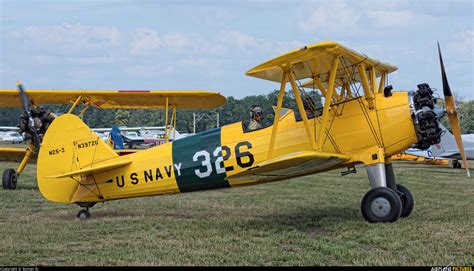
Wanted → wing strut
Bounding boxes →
[267,71,288,159]
[288,70,316,150]
[357,64,375,109]
[378,72,386,93]
[164,97,169,143]
[267,67,318,159]
[67,96,83,114]
[266,56,343,157]
[316,57,340,150]
[173,105,177,140]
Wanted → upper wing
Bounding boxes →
[246,41,397,87]
[227,151,350,181]
[0,147,29,162]
[0,89,226,109]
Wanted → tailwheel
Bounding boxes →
[2,169,18,190]
[396,184,414,218]
[361,187,402,223]
[76,202,96,220]
[77,209,91,220]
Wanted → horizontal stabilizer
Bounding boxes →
[47,159,132,178]
[227,151,349,181]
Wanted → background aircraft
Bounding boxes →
[395,123,474,168]
[0,127,24,144]
[0,126,20,131]
[93,126,187,148]
[0,86,226,190]
[430,123,474,168]
[0,131,23,144]
[461,134,474,142]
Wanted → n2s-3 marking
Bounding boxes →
[192,141,254,179]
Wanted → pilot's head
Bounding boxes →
[250,105,264,122]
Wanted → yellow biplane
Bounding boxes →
[2,41,470,223]
[0,87,226,189]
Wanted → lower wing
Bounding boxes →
[227,151,350,181]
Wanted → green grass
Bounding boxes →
[0,161,472,266]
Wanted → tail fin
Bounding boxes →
[37,114,120,203]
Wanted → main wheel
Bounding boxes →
[453,160,462,169]
[77,209,91,220]
[396,184,414,218]
[361,187,402,223]
[2,169,18,190]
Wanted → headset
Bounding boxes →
[250,105,264,119]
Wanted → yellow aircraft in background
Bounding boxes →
[0,86,226,189]
[391,153,450,165]
[2,41,470,223]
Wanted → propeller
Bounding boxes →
[437,42,470,178]
[16,81,41,151]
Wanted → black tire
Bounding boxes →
[2,169,18,190]
[77,210,91,220]
[453,160,462,169]
[396,184,414,218]
[361,187,402,223]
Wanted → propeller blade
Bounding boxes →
[16,81,41,150]
[16,81,31,113]
[437,43,470,177]
[437,42,452,97]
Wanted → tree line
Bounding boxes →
[0,91,473,134]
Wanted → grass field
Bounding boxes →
[0,161,472,266]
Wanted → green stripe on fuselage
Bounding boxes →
[172,127,230,192]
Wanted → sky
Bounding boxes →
[0,0,473,100]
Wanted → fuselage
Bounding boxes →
[66,91,418,203]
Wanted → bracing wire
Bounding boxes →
[340,56,383,147]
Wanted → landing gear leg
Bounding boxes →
[385,163,396,190]
[2,146,34,190]
[361,163,402,223]
[386,162,414,218]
